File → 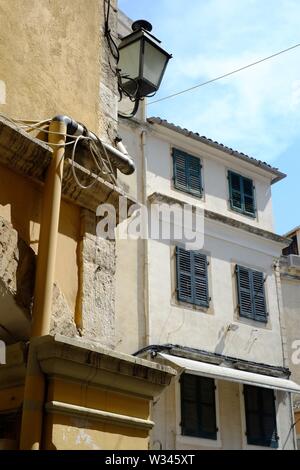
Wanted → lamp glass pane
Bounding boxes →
[119,40,140,82]
[143,41,168,87]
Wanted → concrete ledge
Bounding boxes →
[148,192,291,246]
[45,401,155,430]
[35,335,176,399]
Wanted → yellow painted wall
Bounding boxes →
[47,378,150,420]
[0,0,105,135]
[0,385,24,411]
[44,414,148,450]
[296,411,300,435]
[0,163,80,314]
[44,378,150,450]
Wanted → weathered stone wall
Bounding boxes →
[0,217,35,312]
[0,216,78,342]
[77,209,116,348]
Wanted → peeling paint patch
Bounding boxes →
[0,81,6,104]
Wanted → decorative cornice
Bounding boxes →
[34,335,176,399]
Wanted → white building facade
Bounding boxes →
[115,5,300,452]
[280,226,300,448]
[114,110,300,450]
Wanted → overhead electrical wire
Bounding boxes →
[148,41,300,106]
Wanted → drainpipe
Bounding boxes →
[141,129,150,346]
[274,258,289,368]
[31,117,67,337]
[20,117,67,449]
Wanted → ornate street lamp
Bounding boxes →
[118,20,172,117]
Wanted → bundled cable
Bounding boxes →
[0,113,118,189]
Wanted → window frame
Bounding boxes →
[173,148,203,198]
[228,170,256,217]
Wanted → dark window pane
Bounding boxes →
[247,412,261,439]
[229,171,256,216]
[182,401,199,436]
[244,386,278,448]
[181,374,217,440]
[231,173,241,191]
[201,404,217,436]
[243,178,253,195]
[199,377,215,404]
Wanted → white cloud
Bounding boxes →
[291,80,300,109]
[146,0,300,163]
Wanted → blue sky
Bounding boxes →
[119,0,300,235]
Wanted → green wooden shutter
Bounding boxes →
[176,247,209,307]
[187,155,202,197]
[176,247,193,303]
[244,386,278,448]
[173,149,188,191]
[237,266,267,322]
[236,266,253,318]
[173,149,202,197]
[229,171,242,210]
[252,270,267,322]
[242,177,255,216]
[193,252,209,307]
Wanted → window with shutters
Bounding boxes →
[244,385,278,448]
[236,265,267,322]
[228,171,256,216]
[173,148,202,197]
[176,247,209,308]
[180,374,217,439]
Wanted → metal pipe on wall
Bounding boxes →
[20,118,67,449]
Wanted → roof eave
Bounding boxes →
[148,117,286,184]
